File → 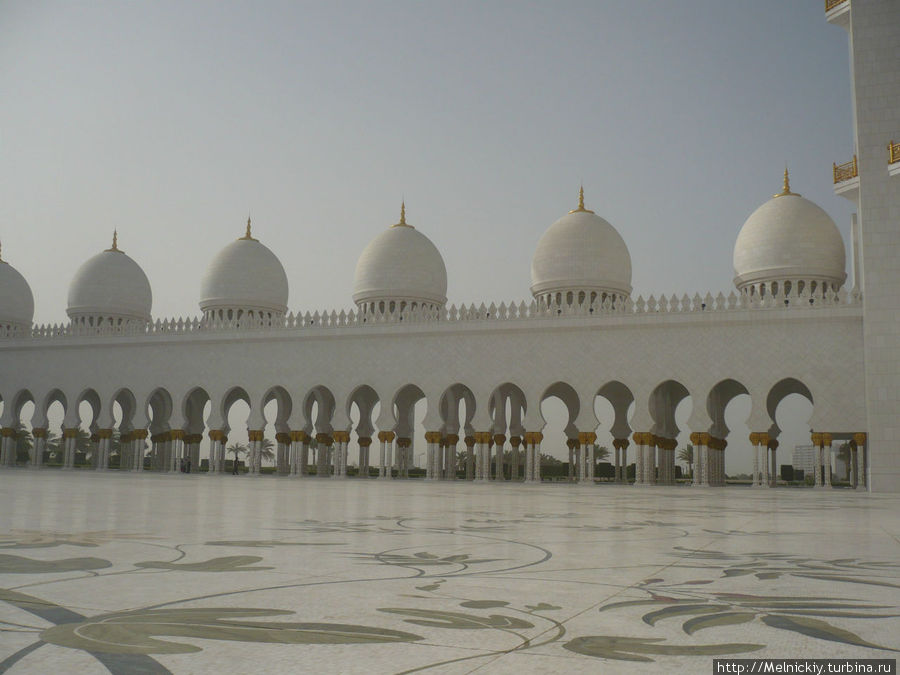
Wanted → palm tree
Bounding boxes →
[227,442,247,461]
[258,438,275,465]
[678,444,694,478]
[593,445,609,462]
[14,421,33,464]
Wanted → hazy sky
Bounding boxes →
[1,1,854,472]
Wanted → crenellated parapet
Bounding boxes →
[9,284,862,341]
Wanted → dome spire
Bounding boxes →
[106,229,121,252]
[775,167,800,198]
[569,185,595,214]
[239,214,257,241]
[392,200,413,228]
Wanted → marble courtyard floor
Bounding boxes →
[1,472,898,674]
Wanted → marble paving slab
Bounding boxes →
[1,472,898,674]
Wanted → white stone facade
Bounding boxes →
[0,0,894,492]
[827,0,900,493]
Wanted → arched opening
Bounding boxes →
[109,388,138,470]
[488,383,527,480]
[8,390,35,466]
[146,388,174,472]
[41,390,67,467]
[263,385,293,475]
[595,381,635,483]
[706,379,751,485]
[182,387,211,473]
[439,383,476,479]
[346,385,380,478]
[648,380,692,485]
[222,387,251,474]
[304,386,336,477]
[76,388,102,468]
[393,384,426,478]
[540,381,580,481]
[767,378,815,486]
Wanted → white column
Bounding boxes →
[823,434,833,488]
[533,434,543,482]
[645,438,656,485]
[0,433,12,466]
[813,434,822,487]
[172,432,184,473]
[591,444,597,482]
[524,434,534,483]
[752,435,760,487]
[634,434,645,485]
[425,440,434,480]
[133,433,146,472]
[699,437,710,487]
[445,436,458,480]
[31,430,47,468]
[493,435,505,481]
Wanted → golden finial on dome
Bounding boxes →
[106,229,121,252]
[239,214,257,241]
[569,185,595,214]
[774,167,800,198]
[392,200,413,228]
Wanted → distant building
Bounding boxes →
[793,445,817,477]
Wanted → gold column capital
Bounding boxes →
[444,434,459,445]
[509,436,521,448]
[811,432,823,446]
[493,434,506,446]
[853,432,867,446]
[377,430,395,443]
[170,429,185,441]
[275,432,291,444]
[31,427,48,438]
[822,432,833,446]
[0,427,17,438]
[424,431,442,443]
[358,436,372,447]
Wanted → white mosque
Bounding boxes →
[0,0,897,492]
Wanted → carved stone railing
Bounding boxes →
[5,286,862,342]
[890,140,900,166]
[833,155,858,183]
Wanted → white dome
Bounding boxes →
[531,190,632,299]
[733,174,846,292]
[353,206,447,309]
[67,236,152,323]
[0,253,35,330]
[199,221,289,316]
